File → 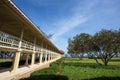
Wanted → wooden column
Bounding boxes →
[48,53,50,61]
[50,53,52,60]
[53,54,54,59]
[11,29,24,74]
[25,54,29,66]
[19,29,24,48]
[45,45,47,62]
[45,53,47,62]
[11,51,21,74]
[51,54,52,60]
[31,52,35,66]
[31,37,36,66]
[39,52,43,63]
[50,49,52,60]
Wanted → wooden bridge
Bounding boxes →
[0,0,62,80]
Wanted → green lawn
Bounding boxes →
[0,58,12,62]
[21,57,120,80]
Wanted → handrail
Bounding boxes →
[0,31,19,47]
[0,31,59,55]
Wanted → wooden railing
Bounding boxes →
[0,31,57,54]
[0,31,19,47]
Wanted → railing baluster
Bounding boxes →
[0,31,58,55]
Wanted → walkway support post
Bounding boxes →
[51,54,53,60]
[50,54,52,60]
[11,51,21,74]
[11,29,24,74]
[39,51,43,63]
[45,45,47,62]
[45,53,47,62]
[30,37,36,66]
[48,50,50,61]
[31,52,35,66]
[47,48,50,61]
[25,54,29,66]
[39,43,43,63]
[19,29,24,48]
[48,53,50,61]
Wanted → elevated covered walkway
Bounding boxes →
[0,0,62,80]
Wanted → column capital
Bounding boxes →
[17,49,22,52]
[33,51,36,53]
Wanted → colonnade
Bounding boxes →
[0,30,61,74]
[0,1,62,79]
[11,49,61,74]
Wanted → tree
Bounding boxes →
[67,38,76,57]
[37,26,54,39]
[47,33,54,39]
[89,29,120,66]
[67,33,91,58]
[67,29,120,66]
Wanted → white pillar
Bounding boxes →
[41,43,44,62]
[53,54,55,59]
[51,54,53,60]
[50,53,51,60]
[11,51,21,74]
[31,37,36,66]
[31,52,35,66]
[39,52,43,63]
[48,53,50,61]
[19,29,24,48]
[51,53,52,60]
[11,29,24,74]
[45,53,47,62]
[33,37,36,50]
[54,54,55,59]
[45,45,47,62]
[25,54,29,66]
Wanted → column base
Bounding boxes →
[11,69,17,74]
[25,63,29,66]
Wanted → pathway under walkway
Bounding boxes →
[0,58,60,80]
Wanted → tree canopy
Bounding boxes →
[67,29,120,66]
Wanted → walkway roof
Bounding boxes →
[0,0,61,53]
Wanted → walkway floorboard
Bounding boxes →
[0,59,58,80]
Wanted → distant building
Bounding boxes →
[60,50,64,54]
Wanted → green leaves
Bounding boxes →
[67,29,120,66]
[67,33,91,58]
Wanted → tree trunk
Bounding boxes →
[94,58,102,65]
[104,61,108,66]
[104,59,108,66]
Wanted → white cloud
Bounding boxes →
[49,14,90,53]
[52,15,89,41]
[50,0,96,42]
[47,0,97,52]
[29,0,120,53]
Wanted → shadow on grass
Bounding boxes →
[0,60,31,68]
[0,62,12,68]
[21,74,68,80]
[110,59,120,62]
[64,62,120,70]
[83,76,120,80]
[64,62,100,68]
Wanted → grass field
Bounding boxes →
[0,58,12,62]
[20,57,120,80]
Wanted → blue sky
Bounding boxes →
[13,0,120,53]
